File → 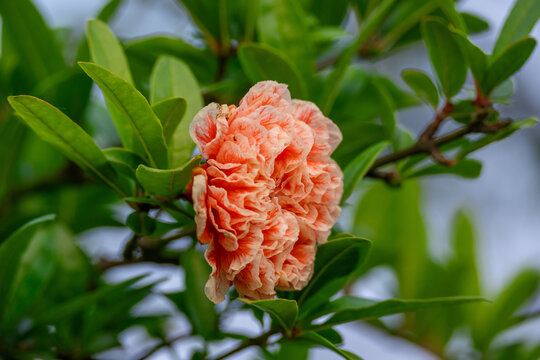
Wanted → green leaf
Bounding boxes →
[32,275,148,326]
[298,332,362,360]
[180,247,219,339]
[0,0,65,83]
[240,298,298,332]
[438,0,468,32]
[458,118,538,157]
[238,43,307,99]
[421,18,467,98]
[136,156,201,199]
[406,159,482,179]
[273,0,314,86]
[176,0,221,40]
[492,0,540,56]
[152,97,187,146]
[462,13,489,34]
[483,37,536,95]
[341,141,389,203]
[87,19,134,85]
[320,0,397,113]
[309,296,488,330]
[97,0,124,22]
[8,96,131,197]
[451,29,488,86]
[474,269,540,351]
[126,212,156,236]
[80,62,168,169]
[104,147,147,179]
[401,70,439,108]
[150,56,203,167]
[0,216,57,333]
[297,235,372,317]
[125,36,217,85]
[316,328,343,345]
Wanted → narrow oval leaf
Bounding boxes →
[421,18,467,98]
[484,37,536,95]
[0,216,57,333]
[240,298,299,332]
[492,0,540,56]
[473,269,540,350]
[341,141,389,204]
[0,0,65,83]
[104,147,147,179]
[298,332,362,360]
[297,235,372,317]
[180,247,219,339]
[136,156,201,199]
[238,43,307,99]
[152,97,187,146]
[451,29,488,87]
[87,19,134,84]
[8,96,130,196]
[401,70,439,108]
[80,62,169,169]
[406,159,483,179]
[150,55,203,167]
[310,296,488,330]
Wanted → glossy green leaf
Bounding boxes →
[462,12,489,34]
[0,216,57,333]
[451,29,488,86]
[240,298,298,332]
[320,0,396,113]
[238,43,307,99]
[152,97,188,146]
[401,70,439,108]
[136,156,201,199]
[32,275,148,325]
[298,332,362,360]
[406,159,482,179]
[341,141,389,204]
[473,269,540,351]
[150,56,203,167]
[104,147,147,179]
[297,235,372,317]
[492,0,540,56]
[97,0,124,22]
[458,118,538,158]
[125,36,217,85]
[438,0,468,32]
[87,19,133,84]
[273,0,314,86]
[126,212,156,236]
[176,0,221,40]
[8,96,130,196]
[422,18,467,98]
[180,247,219,339]
[80,62,168,169]
[316,328,343,345]
[484,37,536,94]
[310,296,488,330]
[0,0,65,83]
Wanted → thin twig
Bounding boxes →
[136,333,190,360]
[210,329,281,360]
[367,117,512,180]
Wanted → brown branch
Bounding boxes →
[367,117,512,181]
[135,333,190,360]
[210,328,281,360]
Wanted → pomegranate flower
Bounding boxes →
[189,81,343,303]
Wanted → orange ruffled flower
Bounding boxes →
[190,81,343,303]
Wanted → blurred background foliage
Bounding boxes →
[0,0,539,359]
